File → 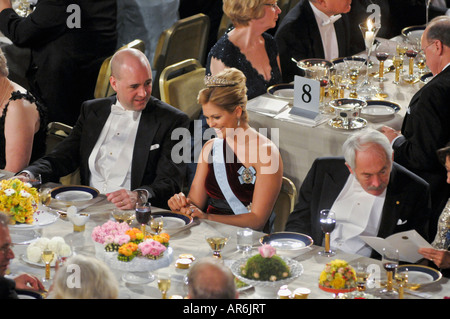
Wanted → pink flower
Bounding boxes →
[138,239,166,257]
[91,221,131,244]
[258,244,276,258]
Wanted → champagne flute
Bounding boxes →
[135,202,151,237]
[318,209,336,257]
[157,274,171,299]
[392,55,403,85]
[205,233,230,259]
[416,51,427,75]
[150,215,164,235]
[41,249,55,282]
[380,247,399,296]
[395,268,408,299]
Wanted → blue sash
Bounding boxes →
[212,139,249,215]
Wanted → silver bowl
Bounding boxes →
[296,58,333,79]
[329,98,367,129]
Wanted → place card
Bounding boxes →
[289,75,320,120]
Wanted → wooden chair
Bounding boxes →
[94,39,146,99]
[152,13,210,99]
[159,59,205,120]
[272,176,298,232]
[45,122,80,185]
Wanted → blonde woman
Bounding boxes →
[0,49,46,173]
[48,254,119,299]
[169,68,283,231]
[207,0,282,99]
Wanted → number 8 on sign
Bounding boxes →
[292,75,320,115]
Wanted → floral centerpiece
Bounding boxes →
[91,220,170,262]
[0,178,39,224]
[240,244,291,281]
[319,259,357,293]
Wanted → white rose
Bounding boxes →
[58,243,72,257]
[48,236,65,251]
[34,237,50,250]
[20,190,31,198]
[27,245,43,263]
[4,189,15,196]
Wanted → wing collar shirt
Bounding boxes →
[309,1,341,61]
[330,174,386,257]
[88,100,142,194]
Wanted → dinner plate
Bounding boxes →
[401,25,426,43]
[397,265,442,287]
[267,84,294,100]
[154,212,194,235]
[420,72,434,84]
[328,117,367,130]
[331,56,367,65]
[260,232,313,251]
[9,210,59,229]
[21,254,59,267]
[51,185,99,203]
[9,229,40,244]
[361,100,400,118]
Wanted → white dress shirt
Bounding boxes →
[88,100,141,194]
[309,1,341,61]
[330,174,385,257]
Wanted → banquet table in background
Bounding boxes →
[6,184,450,300]
[247,38,427,189]
[116,0,180,71]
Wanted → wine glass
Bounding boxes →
[404,48,418,83]
[392,55,403,85]
[135,202,151,237]
[150,215,164,235]
[395,268,408,299]
[343,57,365,99]
[38,187,52,210]
[374,44,389,82]
[416,50,427,75]
[318,209,336,257]
[29,174,42,191]
[205,233,230,259]
[354,262,370,292]
[426,0,431,25]
[380,247,399,296]
[157,274,171,299]
[41,249,55,282]
[317,67,331,114]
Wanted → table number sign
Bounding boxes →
[290,75,320,119]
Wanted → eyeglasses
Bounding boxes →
[0,243,14,255]
[264,2,279,9]
[421,40,437,52]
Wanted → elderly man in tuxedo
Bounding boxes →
[381,16,450,241]
[285,129,430,258]
[19,48,190,210]
[275,0,353,82]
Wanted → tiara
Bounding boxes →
[204,75,238,87]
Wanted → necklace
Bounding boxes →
[0,77,12,110]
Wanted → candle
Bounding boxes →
[364,19,374,49]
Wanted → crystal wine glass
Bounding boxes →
[416,50,427,75]
[354,262,370,292]
[150,215,164,235]
[157,274,171,299]
[404,48,418,84]
[205,233,230,259]
[38,187,52,210]
[317,67,332,114]
[374,43,389,82]
[395,268,408,299]
[380,247,399,296]
[135,202,151,237]
[318,209,336,257]
[41,249,55,282]
[392,55,403,85]
[343,57,365,99]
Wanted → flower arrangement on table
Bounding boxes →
[0,178,39,225]
[91,220,170,262]
[319,259,356,292]
[240,244,291,281]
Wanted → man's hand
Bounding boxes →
[106,189,139,210]
[14,273,45,291]
[379,125,401,143]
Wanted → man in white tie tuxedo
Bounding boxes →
[285,129,431,259]
[19,48,190,210]
[275,0,353,82]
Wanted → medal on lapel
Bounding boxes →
[238,166,256,184]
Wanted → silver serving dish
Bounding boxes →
[296,58,333,78]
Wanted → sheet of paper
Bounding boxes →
[360,230,433,263]
[247,96,289,116]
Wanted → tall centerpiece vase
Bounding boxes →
[358,19,381,99]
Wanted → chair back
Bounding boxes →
[45,122,80,185]
[94,39,146,99]
[217,13,232,40]
[152,13,210,99]
[273,176,297,232]
[159,59,205,120]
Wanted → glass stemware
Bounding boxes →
[358,19,381,99]
[354,262,370,292]
[392,55,403,85]
[38,187,52,210]
[150,215,164,235]
[318,67,332,114]
[343,57,365,99]
[135,202,151,237]
[416,50,427,75]
[395,268,408,299]
[157,274,171,299]
[41,249,55,282]
[404,49,418,83]
[205,233,230,259]
[426,0,431,25]
[380,247,399,296]
[318,209,336,257]
[29,173,42,191]
[375,45,389,82]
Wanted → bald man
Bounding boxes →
[187,257,238,299]
[19,49,190,209]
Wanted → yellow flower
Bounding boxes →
[331,273,346,289]
[0,179,38,225]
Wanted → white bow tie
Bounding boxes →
[111,104,140,119]
[322,14,342,26]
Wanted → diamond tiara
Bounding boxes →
[204,75,238,87]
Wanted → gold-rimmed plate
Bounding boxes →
[260,232,313,251]
[267,83,294,100]
[397,264,442,288]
